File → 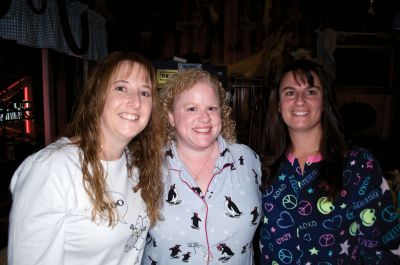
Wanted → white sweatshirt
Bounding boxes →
[8,137,149,265]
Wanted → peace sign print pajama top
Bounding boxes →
[260,146,400,264]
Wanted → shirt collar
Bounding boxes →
[286,151,323,165]
[164,136,231,170]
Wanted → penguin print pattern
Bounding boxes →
[166,184,181,205]
[191,213,202,229]
[217,243,235,263]
[143,136,262,264]
[250,207,259,225]
[224,196,242,217]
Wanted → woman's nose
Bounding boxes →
[295,94,305,105]
[128,92,141,109]
[198,109,211,122]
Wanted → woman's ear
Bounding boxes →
[278,103,281,113]
[167,112,175,127]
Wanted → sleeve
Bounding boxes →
[8,154,69,265]
[352,149,400,264]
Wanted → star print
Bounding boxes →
[390,244,400,256]
[381,177,390,194]
[350,160,356,166]
[307,187,314,194]
[340,240,350,255]
[296,245,301,251]
[271,227,276,233]
[328,250,333,257]
[309,247,319,255]
[278,174,286,181]
[264,254,269,260]
[305,262,311,265]
[263,216,268,224]
[340,203,347,209]
[361,164,364,168]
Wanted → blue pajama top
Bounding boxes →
[260,146,400,264]
[143,136,262,264]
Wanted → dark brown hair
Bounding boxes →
[262,59,347,198]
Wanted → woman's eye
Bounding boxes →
[307,89,318,96]
[139,90,151,97]
[285,91,295,97]
[115,86,126,92]
[187,107,196,112]
[209,106,218,111]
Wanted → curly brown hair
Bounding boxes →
[66,51,165,226]
[160,68,236,143]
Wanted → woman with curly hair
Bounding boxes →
[8,51,165,265]
[143,69,262,264]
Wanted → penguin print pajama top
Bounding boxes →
[260,146,400,264]
[143,136,262,264]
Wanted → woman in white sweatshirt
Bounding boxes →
[8,51,165,265]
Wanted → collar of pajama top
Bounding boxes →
[165,136,235,194]
[286,151,323,168]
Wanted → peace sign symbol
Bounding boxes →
[297,200,312,216]
[278,249,293,264]
[382,205,398,223]
[319,233,335,247]
[282,194,297,210]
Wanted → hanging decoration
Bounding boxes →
[57,0,89,55]
[0,0,106,61]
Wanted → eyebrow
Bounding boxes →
[112,79,128,84]
[280,85,321,91]
[112,79,153,90]
[307,85,321,90]
[280,86,294,92]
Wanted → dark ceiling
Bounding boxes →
[85,0,400,55]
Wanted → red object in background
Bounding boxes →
[0,76,35,139]
[23,85,32,135]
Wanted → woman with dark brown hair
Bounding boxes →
[260,58,400,264]
[8,51,165,265]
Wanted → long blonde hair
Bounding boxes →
[161,68,236,143]
[66,51,165,226]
